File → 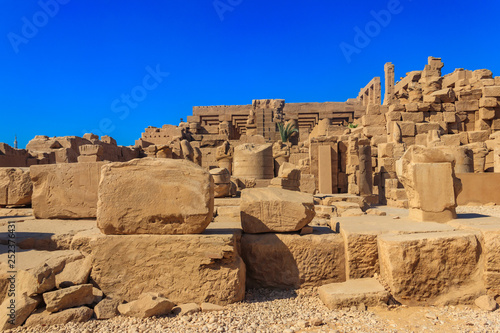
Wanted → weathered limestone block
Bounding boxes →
[378,230,482,305]
[431,88,456,103]
[0,167,32,206]
[94,297,121,319]
[55,256,91,288]
[240,187,315,233]
[0,293,41,330]
[0,249,83,302]
[319,278,390,309]
[30,162,106,219]
[43,284,94,313]
[396,146,462,222]
[241,230,345,288]
[118,293,174,318]
[24,306,93,327]
[482,86,500,97]
[233,143,274,179]
[90,228,245,305]
[97,158,214,235]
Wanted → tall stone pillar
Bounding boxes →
[358,145,373,196]
[383,62,395,105]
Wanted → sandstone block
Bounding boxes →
[24,306,93,327]
[396,122,416,137]
[468,130,490,143]
[0,294,41,330]
[201,302,224,312]
[378,230,481,305]
[0,168,32,206]
[118,293,174,318]
[233,143,274,179]
[97,158,214,235]
[431,88,456,103]
[456,100,479,112]
[479,108,496,120]
[210,167,231,184]
[94,297,121,319]
[172,303,200,316]
[43,284,94,313]
[55,256,91,288]
[416,122,440,134]
[90,228,245,305]
[30,162,106,219]
[361,115,385,126]
[401,112,424,123]
[475,295,498,311]
[240,187,315,233]
[442,103,456,112]
[385,111,401,121]
[362,126,386,138]
[479,97,499,108]
[241,230,345,288]
[483,86,500,97]
[405,103,419,112]
[443,112,457,123]
[318,278,390,309]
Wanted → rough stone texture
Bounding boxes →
[396,146,462,222]
[0,249,83,302]
[339,216,454,280]
[233,143,274,179]
[55,256,91,288]
[172,303,201,316]
[43,284,94,313]
[118,293,175,318]
[241,228,345,288]
[0,167,32,206]
[475,295,498,311]
[240,187,315,233]
[30,162,106,219]
[97,158,214,235]
[378,230,483,305]
[24,306,93,327]
[94,297,121,320]
[0,293,41,330]
[318,278,390,309]
[90,224,245,305]
[201,302,224,312]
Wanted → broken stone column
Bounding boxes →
[396,146,462,223]
[272,141,290,177]
[210,168,231,198]
[216,141,234,174]
[358,145,373,196]
[233,143,273,180]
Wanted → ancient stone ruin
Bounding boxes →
[1,56,500,330]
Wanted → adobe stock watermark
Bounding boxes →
[82,64,169,137]
[213,0,243,21]
[7,0,70,54]
[339,0,405,64]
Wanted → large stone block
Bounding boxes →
[233,143,274,179]
[396,146,461,222]
[97,158,214,235]
[30,163,106,219]
[241,229,345,288]
[240,187,315,233]
[0,167,32,206]
[378,230,482,305]
[319,278,390,309]
[90,225,245,305]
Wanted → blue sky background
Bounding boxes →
[1,0,499,147]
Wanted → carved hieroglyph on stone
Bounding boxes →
[396,146,462,222]
[0,167,32,206]
[30,163,107,219]
[97,158,214,235]
[240,187,315,233]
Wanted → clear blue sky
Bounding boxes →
[1,0,499,148]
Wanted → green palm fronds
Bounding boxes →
[277,122,299,142]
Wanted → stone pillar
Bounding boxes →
[318,145,333,194]
[358,145,373,196]
[383,62,395,106]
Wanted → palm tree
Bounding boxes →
[277,122,298,142]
